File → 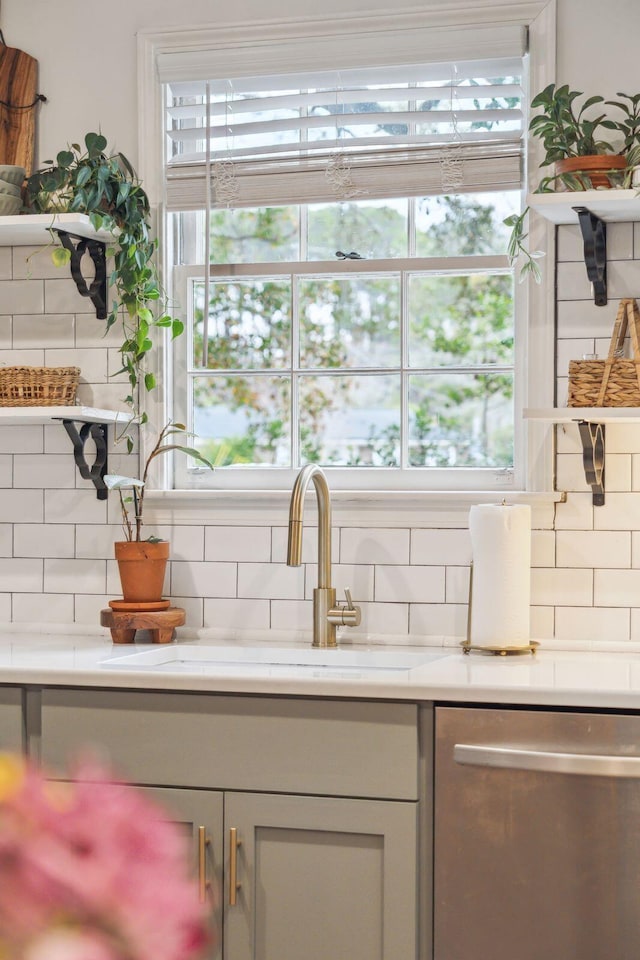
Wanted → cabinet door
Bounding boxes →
[224,792,417,960]
[144,786,224,960]
[0,687,22,751]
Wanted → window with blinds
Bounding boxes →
[162,31,527,491]
[164,57,524,209]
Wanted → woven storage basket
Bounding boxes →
[568,299,640,407]
[0,366,80,407]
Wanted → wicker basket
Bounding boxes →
[568,299,640,407]
[0,366,80,407]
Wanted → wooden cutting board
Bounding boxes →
[0,43,38,176]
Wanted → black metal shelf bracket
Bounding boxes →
[62,420,109,499]
[53,229,108,320]
[573,206,607,306]
[577,419,605,506]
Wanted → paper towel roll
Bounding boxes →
[468,504,531,648]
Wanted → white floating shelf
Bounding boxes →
[0,213,113,246]
[0,406,128,426]
[525,407,640,424]
[527,191,640,225]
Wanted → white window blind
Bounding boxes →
[163,39,525,210]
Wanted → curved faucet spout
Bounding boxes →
[286,465,360,647]
[287,463,331,589]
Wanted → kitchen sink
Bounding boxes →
[100,643,450,676]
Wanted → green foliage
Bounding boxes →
[105,421,213,541]
[504,208,544,283]
[26,133,176,422]
[529,84,621,164]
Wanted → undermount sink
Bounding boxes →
[101,644,450,676]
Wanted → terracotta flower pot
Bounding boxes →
[114,540,170,603]
[555,154,627,189]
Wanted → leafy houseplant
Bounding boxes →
[105,422,212,603]
[507,84,640,280]
[26,133,184,441]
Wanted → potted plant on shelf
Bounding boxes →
[25,133,183,441]
[105,421,212,604]
[506,84,640,280]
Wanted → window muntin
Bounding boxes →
[173,196,517,485]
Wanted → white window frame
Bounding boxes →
[137,0,557,521]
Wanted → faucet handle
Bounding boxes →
[327,588,362,628]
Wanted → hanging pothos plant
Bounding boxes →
[25,132,183,448]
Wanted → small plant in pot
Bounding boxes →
[506,84,640,280]
[105,422,212,604]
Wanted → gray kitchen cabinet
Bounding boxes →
[31,687,421,960]
[224,790,417,960]
[0,686,22,751]
[145,786,224,960]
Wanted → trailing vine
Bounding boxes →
[26,132,183,447]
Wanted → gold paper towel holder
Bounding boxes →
[461,561,539,657]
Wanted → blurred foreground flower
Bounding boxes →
[0,753,211,960]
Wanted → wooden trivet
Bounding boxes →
[100,606,185,644]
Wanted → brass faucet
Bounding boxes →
[286,464,361,647]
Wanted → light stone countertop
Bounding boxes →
[2,631,640,709]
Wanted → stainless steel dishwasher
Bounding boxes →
[434,705,640,960]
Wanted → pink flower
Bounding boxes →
[0,754,212,960]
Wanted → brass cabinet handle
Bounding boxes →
[198,826,210,903]
[229,827,242,906]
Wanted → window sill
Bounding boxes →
[144,488,563,529]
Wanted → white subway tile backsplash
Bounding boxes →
[0,316,11,348]
[43,277,89,314]
[410,602,467,639]
[13,454,76,489]
[74,594,111,625]
[205,525,271,562]
[12,314,75,348]
[170,596,204,629]
[340,528,410,565]
[0,490,43,523]
[554,493,594,530]
[171,560,237,599]
[556,261,593,301]
[204,597,269,631]
[45,489,107,525]
[0,280,44,314]
[238,562,303,600]
[531,567,593,607]
[271,525,339,565]
[410,528,471,565]
[375,564,444,603]
[0,455,12,487]
[353,600,409,636]
[594,493,640,530]
[44,558,106,595]
[555,605,630,643]
[304,563,374,601]
[270,599,313,633]
[0,425,42,455]
[12,592,74,623]
[594,569,640,607]
[532,530,555,567]
[15,524,75,558]
[530,605,555,639]
[445,565,470,604]
[0,249,11,280]
[0,525,12,557]
[0,558,43,592]
[556,530,631,568]
[75,525,122,559]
